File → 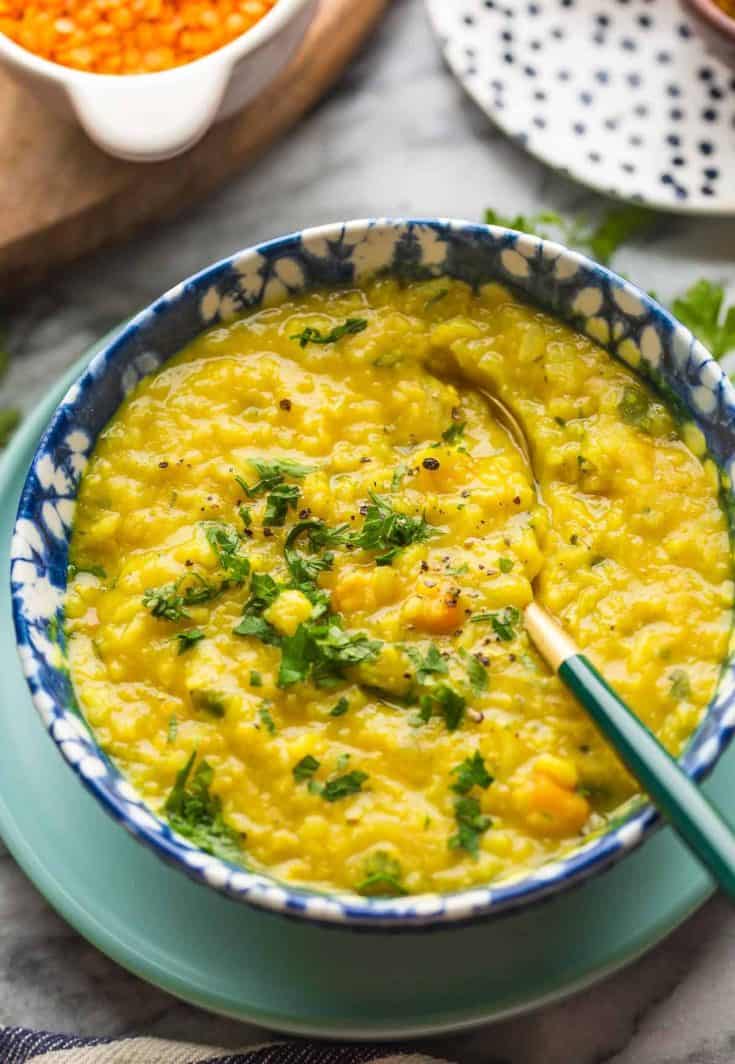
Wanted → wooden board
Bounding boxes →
[0,0,389,293]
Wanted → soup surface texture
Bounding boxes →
[66,278,733,896]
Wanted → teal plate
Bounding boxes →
[0,339,726,1039]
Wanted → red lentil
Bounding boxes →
[0,0,279,74]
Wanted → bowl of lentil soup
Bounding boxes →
[0,0,317,161]
[12,219,735,928]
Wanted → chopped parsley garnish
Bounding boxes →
[291,317,368,348]
[263,483,301,527]
[143,572,225,622]
[419,683,466,731]
[391,464,407,491]
[204,522,250,583]
[353,493,435,566]
[235,457,313,499]
[451,751,493,795]
[357,851,407,897]
[471,605,521,642]
[259,703,276,734]
[239,505,252,529]
[284,519,350,585]
[329,696,350,717]
[322,769,368,802]
[67,561,107,580]
[406,643,448,684]
[176,628,205,654]
[164,752,243,863]
[465,654,488,694]
[293,754,320,783]
[498,557,513,573]
[143,581,189,621]
[166,715,178,744]
[618,385,654,433]
[670,669,691,701]
[249,670,262,687]
[449,795,491,857]
[484,204,653,266]
[233,572,282,645]
[441,421,466,444]
[278,621,382,688]
[191,689,227,718]
[672,279,735,361]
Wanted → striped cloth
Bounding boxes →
[0,1029,448,1064]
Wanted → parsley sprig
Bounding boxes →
[164,752,242,863]
[451,751,493,795]
[352,493,436,566]
[672,279,735,361]
[291,317,368,348]
[357,851,407,897]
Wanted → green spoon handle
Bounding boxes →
[560,652,735,899]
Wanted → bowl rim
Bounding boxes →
[11,217,735,928]
[0,0,313,84]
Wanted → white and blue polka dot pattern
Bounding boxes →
[426,0,735,214]
[10,218,735,928]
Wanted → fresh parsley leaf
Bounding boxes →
[353,493,435,566]
[357,851,407,897]
[442,421,466,444]
[249,670,262,687]
[284,520,349,585]
[143,582,188,622]
[465,655,488,694]
[322,770,368,802]
[451,751,493,795]
[191,689,227,718]
[166,715,178,744]
[618,385,653,432]
[498,557,513,573]
[471,605,521,641]
[582,206,653,266]
[204,522,250,583]
[67,561,107,580]
[291,317,368,348]
[164,752,242,863]
[406,643,448,684]
[293,754,320,783]
[239,505,252,529]
[419,683,466,731]
[484,205,653,265]
[259,703,276,734]
[329,696,350,717]
[263,483,301,527]
[278,622,382,688]
[672,279,735,360]
[391,464,407,491]
[176,628,205,654]
[0,408,20,448]
[449,795,491,857]
[236,457,313,498]
[670,669,691,701]
[233,573,282,645]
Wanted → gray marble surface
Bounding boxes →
[3,1,735,1060]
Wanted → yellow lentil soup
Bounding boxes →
[65,278,733,896]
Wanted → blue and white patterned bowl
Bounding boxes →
[11,219,735,929]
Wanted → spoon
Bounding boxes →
[483,388,735,898]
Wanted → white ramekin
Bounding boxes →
[0,0,318,163]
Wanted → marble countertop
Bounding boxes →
[3,1,735,1060]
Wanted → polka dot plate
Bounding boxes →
[425,0,735,214]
